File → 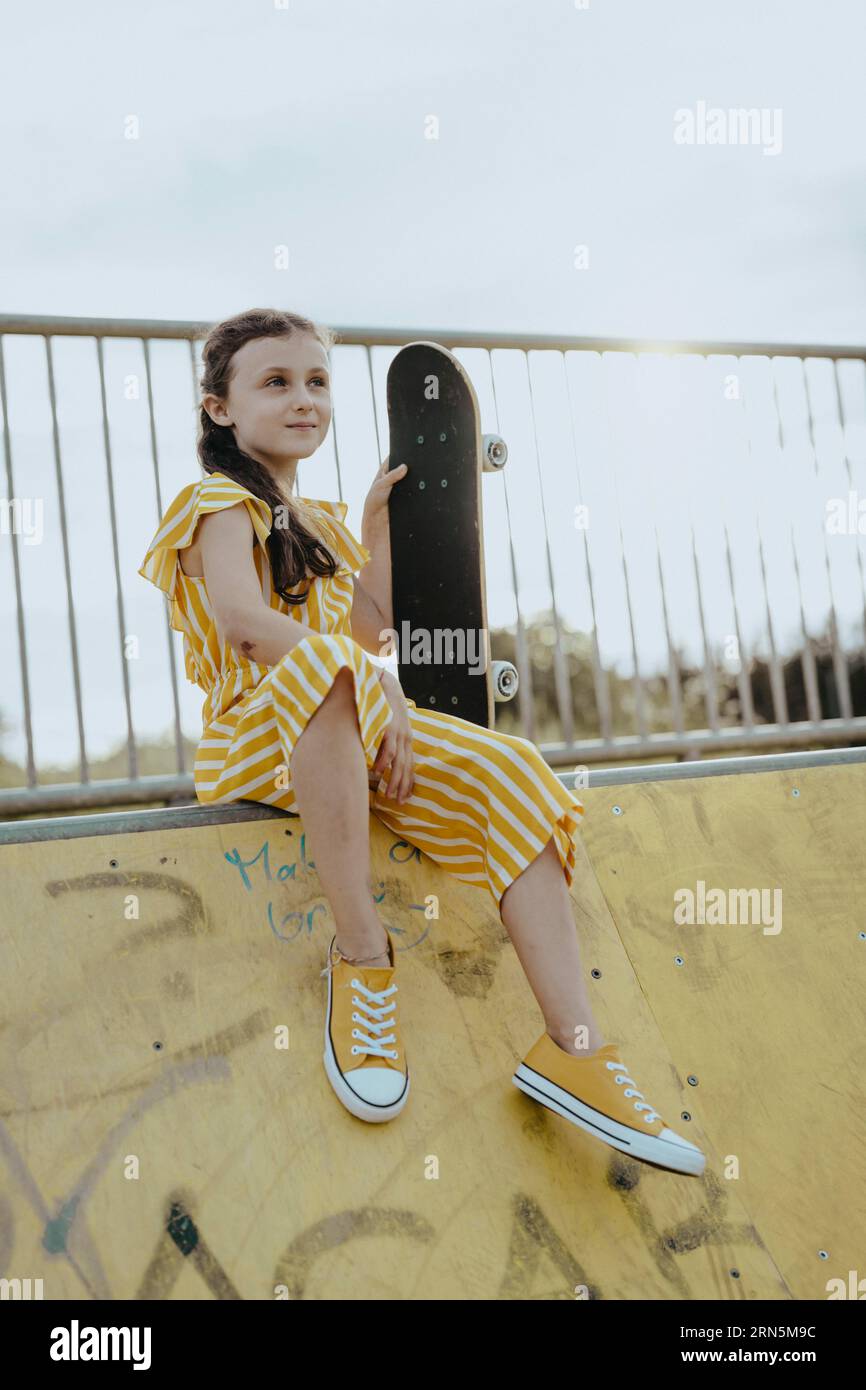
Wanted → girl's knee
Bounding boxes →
[291,669,358,751]
[277,636,356,706]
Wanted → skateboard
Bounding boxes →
[385,341,518,729]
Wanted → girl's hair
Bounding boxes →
[196,307,340,605]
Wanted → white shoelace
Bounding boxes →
[349,977,399,1060]
[607,1062,661,1123]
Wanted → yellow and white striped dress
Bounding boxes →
[139,471,585,908]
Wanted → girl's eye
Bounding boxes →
[265,376,328,387]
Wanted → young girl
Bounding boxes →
[139,307,705,1178]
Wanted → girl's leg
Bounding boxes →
[499,836,607,1057]
[289,667,391,967]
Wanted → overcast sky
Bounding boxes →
[1,0,864,769]
[2,0,864,341]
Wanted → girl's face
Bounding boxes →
[204,333,332,467]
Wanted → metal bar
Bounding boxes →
[689,523,720,733]
[0,773,196,816]
[631,348,684,737]
[504,463,534,743]
[489,349,534,742]
[0,316,217,341]
[3,712,866,818]
[188,337,200,424]
[601,353,647,738]
[329,403,345,505]
[557,743,866,790]
[700,355,754,730]
[328,342,345,503]
[0,335,37,786]
[526,351,575,747]
[654,526,685,735]
[45,335,89,780]
[142,337,186,775]
[770,361,822,722]
[738,374,788,725]
[722,520,756,729]
[364,344,382,472]
[620,521,648,737]
[0,797,293,844]
[540,716,866,766]
[562,352,613,742]
[832,358,866,655]
[96,337,137,779]
[756,522,789,724]
[802,358,853,719]
[3,746,864,847]
[542,717,866,772]
[690,359,723,734]
[1,314,864,361]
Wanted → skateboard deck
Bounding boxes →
[386,342,513,729]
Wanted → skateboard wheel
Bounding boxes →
[491,660,519,701]
[482,434,508,472]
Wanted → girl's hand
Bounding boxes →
[362,455,407,533]
[371,670,416,803]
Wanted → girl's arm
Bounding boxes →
[358,454,405,633]
[357,515,393,632]
[350,577,390,655]
[199,505,320,666]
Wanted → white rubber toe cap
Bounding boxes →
[658,1127,702,1152]
[658,1126,706,1173]
[348,1067,407,1105]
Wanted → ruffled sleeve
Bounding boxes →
[138,472,273,630]
[299,496,371,577]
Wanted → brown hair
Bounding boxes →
[196,307,340,605]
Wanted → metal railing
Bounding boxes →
[2,744,863,846]
[1,313,865,816]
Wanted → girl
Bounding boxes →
[139,307,705,1178]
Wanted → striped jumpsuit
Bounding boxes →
[139,472,586,910]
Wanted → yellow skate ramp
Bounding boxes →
[0,747,863,1300]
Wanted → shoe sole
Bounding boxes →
[512,1063,706,1176]
[323,952,410,1124]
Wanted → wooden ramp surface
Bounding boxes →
[1,760,863,1300]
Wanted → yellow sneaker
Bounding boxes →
[513,1034,706,1176]
[321,933,410,1122]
